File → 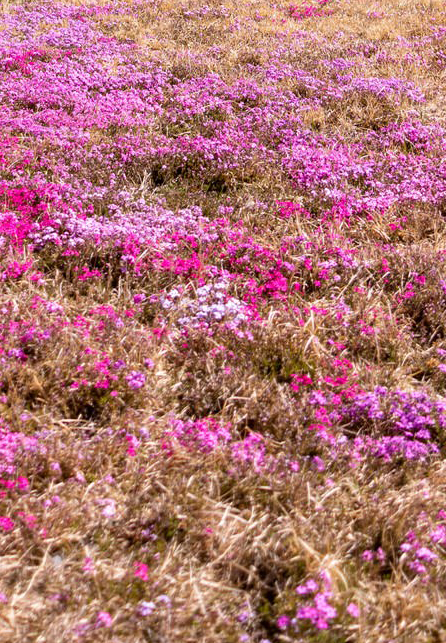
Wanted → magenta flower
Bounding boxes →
[83,557,94,574]
[134,562,149,581]
[0,516,14,531]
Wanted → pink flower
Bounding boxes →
[96,611,112,628]
[18,512,37,528]
[125,434,139,456]
[134,562,149,581]
[17,476,29,491]
[347,603,360,618]
[83,557,94,574]
[296,579,319,595]
[0,516,14,531]
[276,615,290,629]
[50,462,61,474]
[101,499,116,518]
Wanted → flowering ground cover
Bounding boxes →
[1,0,446,640]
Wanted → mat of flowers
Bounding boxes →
[1,0,446,641]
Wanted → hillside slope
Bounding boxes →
[1,1,446,641]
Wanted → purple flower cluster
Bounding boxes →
[125,371,146,390]
[339,387,445,461]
